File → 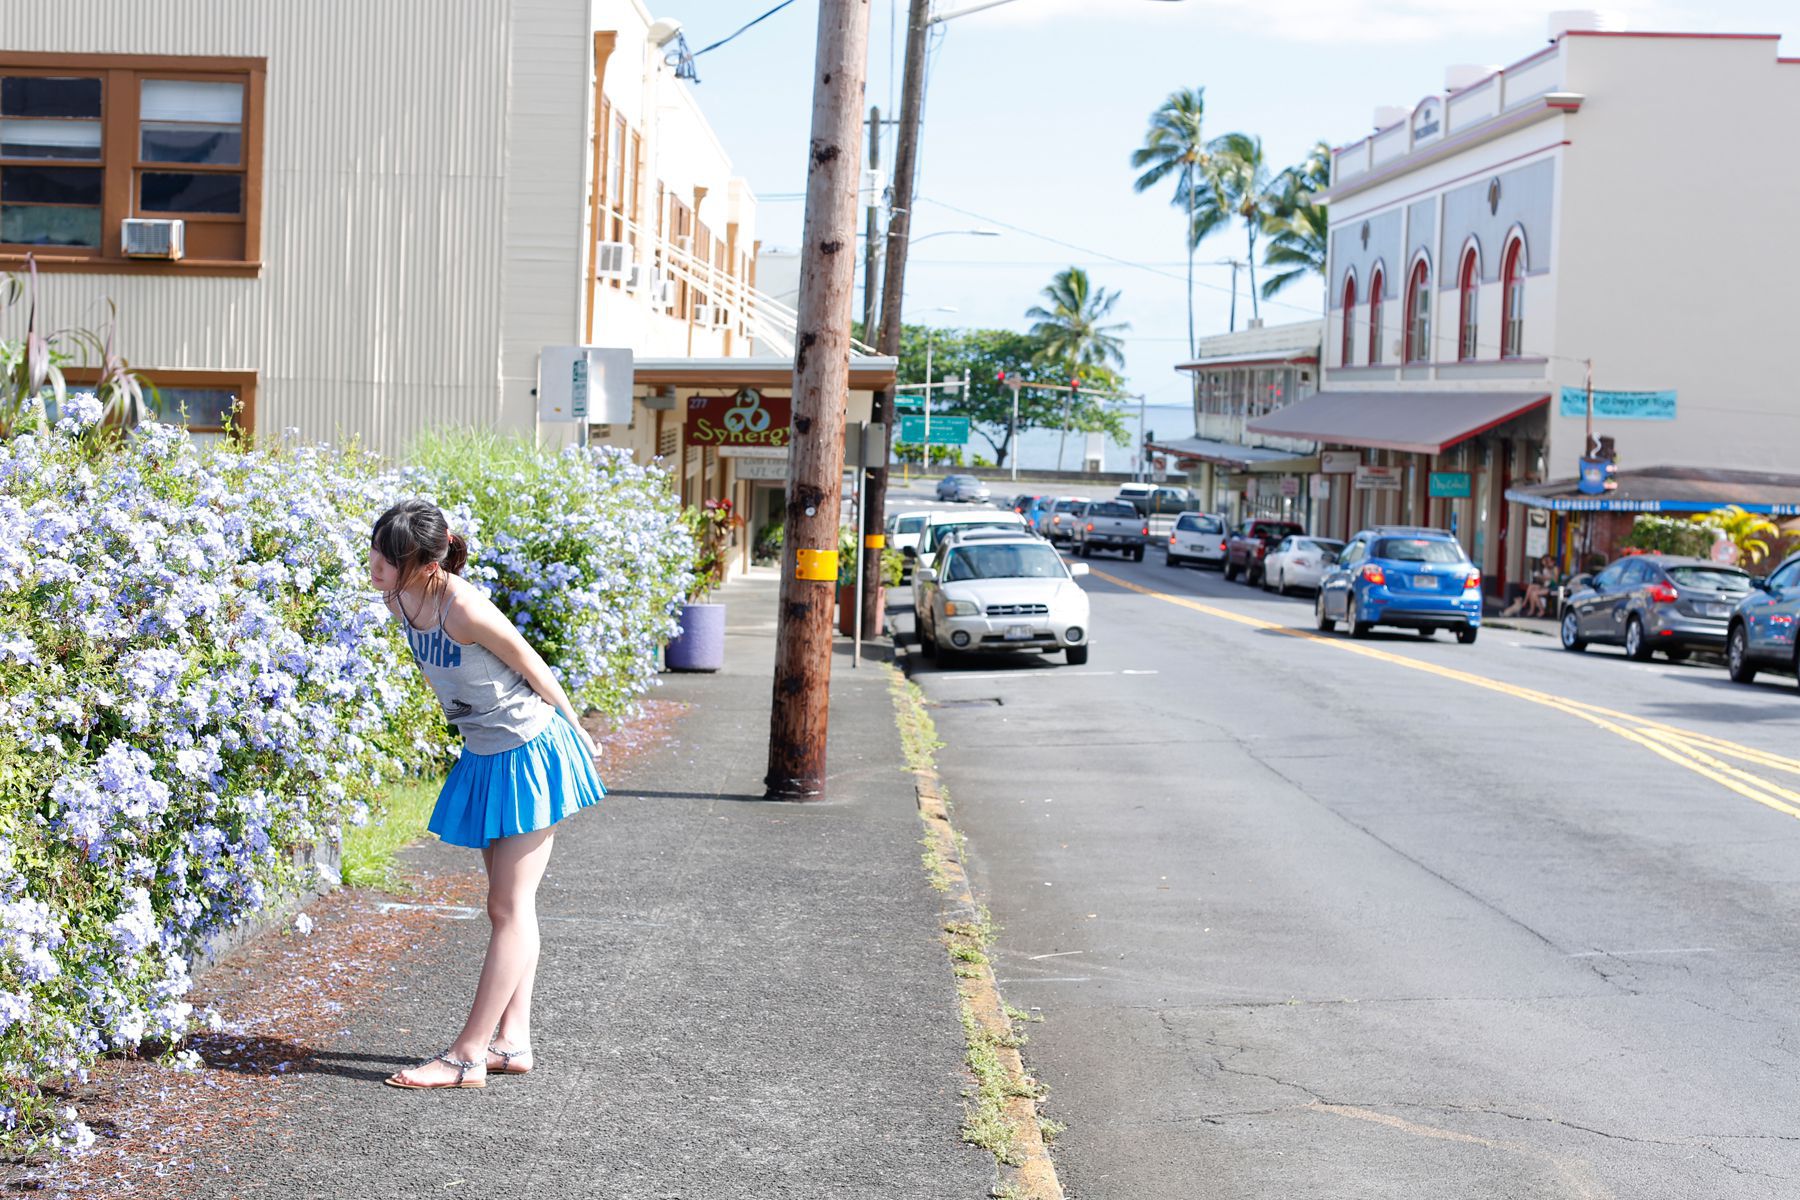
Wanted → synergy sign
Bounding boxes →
[685,389,791,449]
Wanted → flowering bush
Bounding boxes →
[408,430,694,715]
[0,414,689,1157]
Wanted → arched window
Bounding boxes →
[1457,246,1480,361]
[1340,272,1357,367]
[1500,236,1526,358]
[1367,265,1385,365]
[1404,257,1431,363]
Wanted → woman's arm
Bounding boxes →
[449,585,601,763]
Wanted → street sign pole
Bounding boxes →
[1009,379,1022,482]
[924,337,933,471]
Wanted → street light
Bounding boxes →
[929,0,1184,26]
[909,227,1001,244]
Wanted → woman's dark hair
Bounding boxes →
[372,499,467,596]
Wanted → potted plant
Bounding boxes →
[836,530,905,636]
[666,498,736,672]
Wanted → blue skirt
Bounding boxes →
[429,712,606,849]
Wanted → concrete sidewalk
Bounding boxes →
[200,570,991,1199]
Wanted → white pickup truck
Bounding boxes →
[1072,500,1152,561]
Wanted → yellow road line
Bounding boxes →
[1091,568,1800,821]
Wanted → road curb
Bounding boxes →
[887,666,1065,1200]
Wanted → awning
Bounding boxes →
[1507,466,1800,516]
[1175,349,1319,371]
[632,354,897,391]
[1246,389,1549,455]
[1145,435,1302,470]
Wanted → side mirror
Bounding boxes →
[1754,576,1773,592]
[1069,561,1091,578]
[1322,552,1338,565]
[916,567,937,583]
[903,546,916,558]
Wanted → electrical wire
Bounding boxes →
[688,0,799,59]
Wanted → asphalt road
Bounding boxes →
[892,481,1800,1199]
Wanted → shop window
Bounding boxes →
[1500,236,1526,358]
[62,367,254,435]
[1367,265,1384,364]
[1339,272,1355,367]
[0,55,263,270]
[1457,246,1479,361]
[1403,256,1431,363]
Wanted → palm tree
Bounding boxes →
[1130,89,1221,358]
[1693,506,1780,567]
[1205,132,1279,326]
[1026,267,1128,469]
[1261,140,1331,301]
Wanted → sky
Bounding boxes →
[662,0,1798,464]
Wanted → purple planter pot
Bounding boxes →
[665,602,726,672]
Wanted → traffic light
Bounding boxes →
[1144,428,1156,445]
[1070,376,1081,397]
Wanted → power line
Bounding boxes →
[689,0,799,59]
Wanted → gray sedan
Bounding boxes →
[1560,554,1753,660]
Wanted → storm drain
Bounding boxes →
[928,697,1003,708]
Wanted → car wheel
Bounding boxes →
[1315,593,1335,632]
[1456,626,1479,645]
[1131,547,1144,562]
[1348,595,1372,639]
[1065,645,1090,666]
[1246,565,1263,587]
[1624,616,1652,661]
[1224,559,1240,581]
[1560,610,1587,653]
[1727,623,1756,683]
[1277,568,1291,597]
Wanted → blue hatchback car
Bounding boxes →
[1315,526,1483,643]
[1726,550,1800,687]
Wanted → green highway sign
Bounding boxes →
[897,414,969,445]
[894,395,926,412]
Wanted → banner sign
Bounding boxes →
[685,390,791,449]
[1355,465,1402,491]
[1558,387,1676,421]
[1428,471,1471,498]
[1321,450,1361,474]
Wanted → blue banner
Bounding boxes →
[1558,387,1677,421]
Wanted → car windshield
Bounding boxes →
[1054,499,1084,513]
[1089,502,1137,518]
[944,544,1067,582]
[1667,566,1751,590]
[1373,537,1466,563]
[896,515,927,534]
[1254,524,1304,539]
[926,520,1017,551]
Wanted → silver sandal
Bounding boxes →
[487,1043,533,1076]
[384,1048,487,1090]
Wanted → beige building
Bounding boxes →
[1,1,890,564]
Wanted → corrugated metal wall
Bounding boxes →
[3,0,587,457]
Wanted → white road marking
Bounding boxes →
[934,669,1157,681]
[1027,949,1085,961]
[998,977,1092,984]
[1566,947,1716,958]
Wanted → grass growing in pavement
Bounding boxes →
[340,776,444,892]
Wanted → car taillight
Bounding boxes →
[1293,557,1310,566]
[1648,582,1677,603]
[1361,563,1386,585]
[1168,533,1177,544]
[1219,540,1227,551]
[1465,571,1482,592]
[1085,523,1094,532]
[1141,526,1150,536]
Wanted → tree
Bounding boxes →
[1024,267,1127,370]
[1261,140,1331,301]
[1691,506,1780,567]
[1204,132,1278,327]
[1130,88,1220,358]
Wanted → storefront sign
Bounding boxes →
[1355,465,1402,491]
[1524,509,1550,559]
[733,457,789,482]
[717,445,787,459]
[1411,99,1442,144]
[685,389,791,449]
[1557,387,1676,421]
[1321,450,1361,474]
[1279,477,1300,498]
[1428,471,1471,498]
[1311,474,1330,499]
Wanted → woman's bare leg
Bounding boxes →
[387,828,554,1086]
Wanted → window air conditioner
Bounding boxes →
[624,262,646,292]
[594,241,630,279]
[674,235,693,255]
[701,303,729,329]
[651,275,677,311]
[122,218,185,260]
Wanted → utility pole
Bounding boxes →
[861,0,931,636]
[861,105,881,337]
[765,0,871,802]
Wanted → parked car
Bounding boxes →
[1164,511,1228,569]
[1041,497,1088,545]
[1224,519,1306,585]
[910,510,1032,610]
[1316,526,1482,642]
[1263,536,1346,595]
[935,474,990,503]
[1727,551,1800,686]
[1560,554,1753,660]
[886,510,955,572]
[1115,482,1156,510]
[1073,500,1152,560]
[1012,495,1053,526]
[914,533,1092,666]
[1121,485,1199,517]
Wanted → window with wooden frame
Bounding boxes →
[1457,245,1480,361]
[1500,234,1526,358]
[63,366,255,436]
[1367,264,1384,365]
[1338,272,1356,367]
[0,54,263,273]
[1403,256,1431,363]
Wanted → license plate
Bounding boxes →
[1703,602,1730,617]
[1412,574,1439,589]
[1005,625,1034,641]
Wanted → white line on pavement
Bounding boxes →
[936,669,1159,681]
[997,977,1092,984]
[1566,948,1716,958]
[1026,950,1086,961]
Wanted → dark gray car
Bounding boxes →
[1560,555,1753,660]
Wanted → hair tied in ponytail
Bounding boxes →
[443,532,469,576]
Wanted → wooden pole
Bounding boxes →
[765,0,871,801]
[861,0,931,635]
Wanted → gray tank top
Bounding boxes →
[401,587,553,756]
